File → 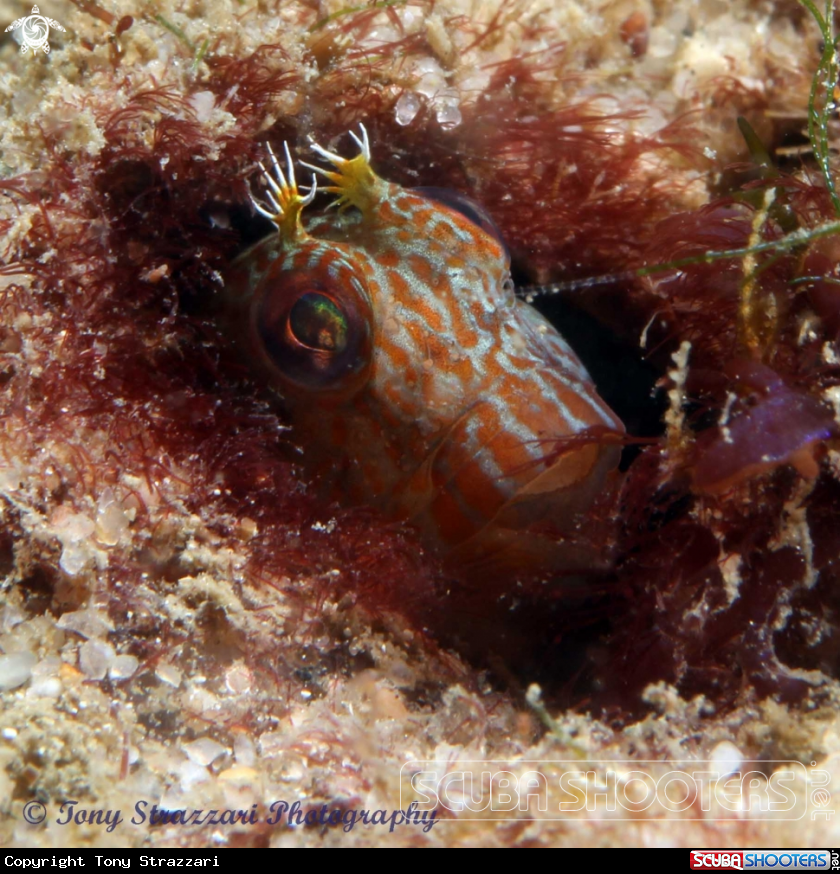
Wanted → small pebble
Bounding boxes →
[56,609,114,640]
[183,738,228,767]
[79,639,115,680]
[109,654,139,681]
[710,740,744,777]
[0,652,37,691]
[156,663,182,687]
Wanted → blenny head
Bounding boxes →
[221,126,625,580]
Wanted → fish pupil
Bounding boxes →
[289,292,348,353]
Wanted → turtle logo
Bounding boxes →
[5,5,65,55]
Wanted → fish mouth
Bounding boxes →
[389,398,625,575]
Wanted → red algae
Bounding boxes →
[692,360,837,494]
[588,169,840,713]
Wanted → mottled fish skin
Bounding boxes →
[222,128,625,577]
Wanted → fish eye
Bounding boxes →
[413,186,508,255]
[254,272,372,394]
[288,292,349,353]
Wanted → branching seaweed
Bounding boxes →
[801,0,840,216]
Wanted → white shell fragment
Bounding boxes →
[0,652,37,692]
[183,738,228,767]
[109,654,140,681]
[79,639,115,680]
[155,663,182,687]
[710,741,744,777]
[56,608,114,640]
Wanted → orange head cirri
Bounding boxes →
[222,125,625,579]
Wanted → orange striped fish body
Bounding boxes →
[224,129,624,577]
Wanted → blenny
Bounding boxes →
[222,126,625,579]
